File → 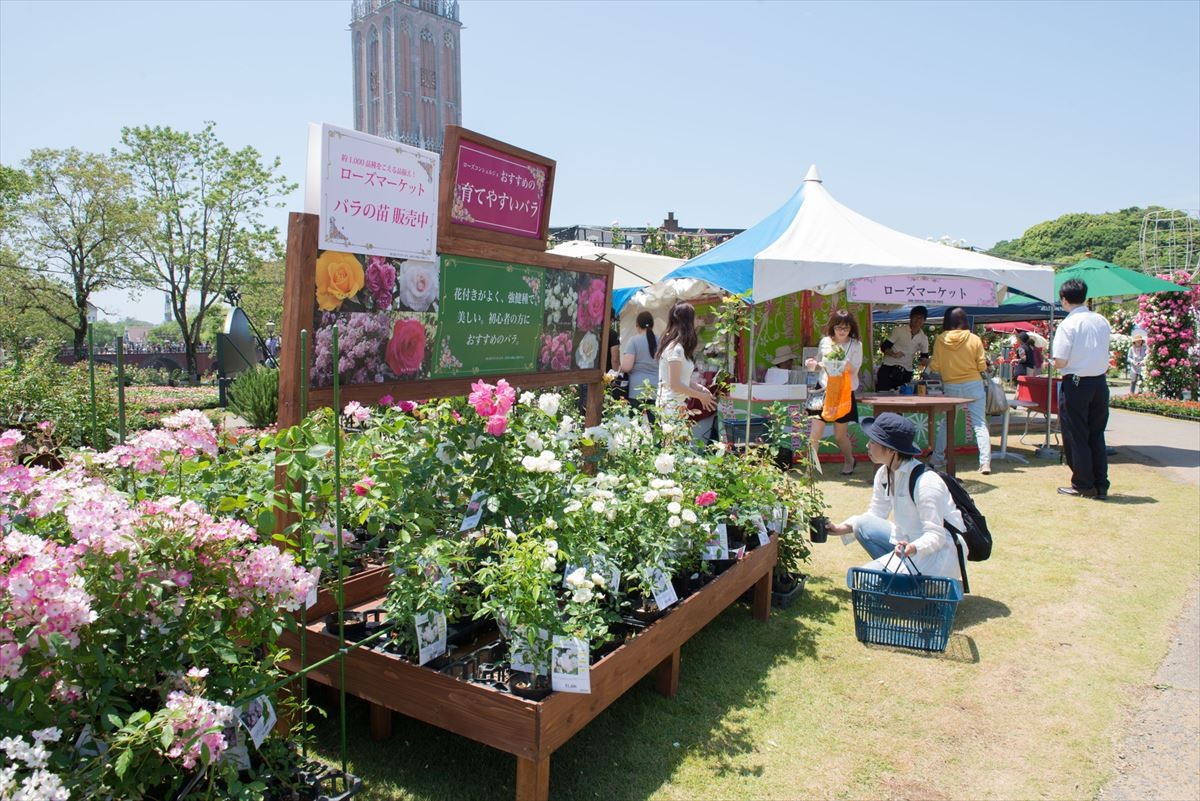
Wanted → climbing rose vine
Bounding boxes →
[1136,270,1200,399]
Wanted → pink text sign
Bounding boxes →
[847,275,997,307]
[451,141,548,239]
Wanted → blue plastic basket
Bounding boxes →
[723,416,770,445]
[846,564,963,652]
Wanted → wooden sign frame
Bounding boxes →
[437,126,556,254]
[277,213,613,431]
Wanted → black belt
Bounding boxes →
[1062,374,1105,385]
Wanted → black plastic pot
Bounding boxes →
[510,671,552,701]
[772,572,808,608]
[808,515,830,544]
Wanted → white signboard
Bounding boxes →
[306,123,439,260]
[847,275,997,307]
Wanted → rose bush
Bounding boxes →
[1137,270,1200,399]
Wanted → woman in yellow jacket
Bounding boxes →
[929,307,992,474]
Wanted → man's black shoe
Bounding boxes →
[1057,486,1098,498]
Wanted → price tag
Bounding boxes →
[415,611,447,665]
[551,636,591,694]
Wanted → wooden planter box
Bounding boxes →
[281,537,777,801]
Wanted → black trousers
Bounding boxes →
[1058,375,1110,493]
[876,365,913,391]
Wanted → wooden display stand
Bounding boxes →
[281,538,777,801]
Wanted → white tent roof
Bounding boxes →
[655,165,1055,304]
[547,240,684,290]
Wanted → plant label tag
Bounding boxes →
[459,491,486,532]
[220,721,252,770]
[703,524,729,560]
[511,627,549,674]
[551,636,590,694]
[415,611,447,665]
[305,567,321,610]
[841,531,856,546]
[751,513,770,546]
[651,567,678,610]
[731,544,747,559]
[239,696,277,749]
[770,505,788,535]
[591,553,620,594]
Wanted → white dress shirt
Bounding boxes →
[1052,306,1112,377]
[840,459,968,580]
[881,324,930,369]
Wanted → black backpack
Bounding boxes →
[908,464,992,593]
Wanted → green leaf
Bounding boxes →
[306,444,332,460]
[115,749,133,778]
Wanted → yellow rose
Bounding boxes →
[315,251,365,311]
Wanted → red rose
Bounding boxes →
[386,319,426,375]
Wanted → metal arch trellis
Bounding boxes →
[1140,208,1200,279]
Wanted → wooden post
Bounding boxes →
[515,755,550,801]
[752,568,773,621]
[654,648,681,699]
[369,702,393,741]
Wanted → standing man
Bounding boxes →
[1052,279,1112,499]
[876,306,930,391]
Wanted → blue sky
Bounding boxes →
[2,0,1197,322]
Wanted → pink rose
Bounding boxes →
[379,394,394,406]
[365,256,396,309]
[353,477,374,496]
[695,491,717,507]
[385,319,426,375]
[485,414,508,436]
[469,380,497,416]
[397,400,417,413]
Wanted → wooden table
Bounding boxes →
[857,394,973,476]
[281,538,777,801]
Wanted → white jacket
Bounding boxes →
[840,459,968,580]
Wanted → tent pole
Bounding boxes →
[1036,303,1060,459]
[744,300,755,445]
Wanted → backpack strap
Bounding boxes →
[907,463,971,594]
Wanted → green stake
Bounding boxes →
[87,326,98,448]
[116,338,126,443]
[331,323,348,783]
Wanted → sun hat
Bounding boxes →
[771,345,798,365]
[1131,328,1147,342]
[859,413,923,456]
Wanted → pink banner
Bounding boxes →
[847,275,997,307]
[451,142,548,239]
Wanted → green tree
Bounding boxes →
[119,122,295,376]
[989,207,1164,268]
[0,149,145,357]
[641,225,712,260]
[235,259,286,338]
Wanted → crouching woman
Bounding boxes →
[824,412,967,577]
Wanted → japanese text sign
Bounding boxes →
[438,126,555,253]
[847,275,998,307]
[451,141,547,239]
[307,251,608,387]
[305,122,439,261]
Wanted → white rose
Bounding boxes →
[649,478,666,490]
[642,490,658,504]
[506,531,518,542]
[575,331,599,369]
[521,455,538,471]
[667,515,681,528]
[544,517,558,530]
[545,539,559,555]
[541,556,558,572]
[667,501,682,515]
[590,500,605,514]
[572,587,594,604]
[520,391,536,405]
[565,500,583,514]
[682,509,697,524]
[567,567,587,587]
[435,443,455,465]
[397,260,439,311]
[654,453,676,474]
[591,572,606,588]
[525,432,544,451]
[538,393,561,418]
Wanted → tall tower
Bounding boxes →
[350,0,462,153]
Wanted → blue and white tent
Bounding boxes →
[626,166,1054,315]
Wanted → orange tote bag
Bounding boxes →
[821,371,853,422]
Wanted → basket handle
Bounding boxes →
[879,551,927,596]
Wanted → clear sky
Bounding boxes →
[2,0,1198,322]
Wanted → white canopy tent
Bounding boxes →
[626,166,1055,319]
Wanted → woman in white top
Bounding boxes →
[825,413,968,580]
[655,302,715,429]
[803,309,864,476]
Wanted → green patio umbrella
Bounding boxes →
[1054,257,1186,299]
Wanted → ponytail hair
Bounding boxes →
[636,311,657,358]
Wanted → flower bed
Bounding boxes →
[126,384,221,413]
[1110,393,1200,421]
[1,378,821,799]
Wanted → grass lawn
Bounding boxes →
[309,451,1199,800]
